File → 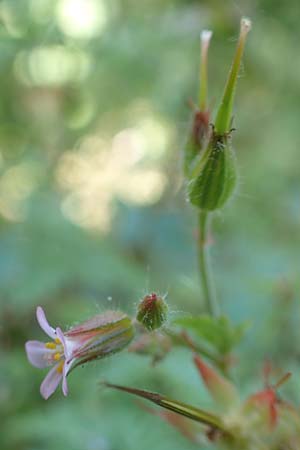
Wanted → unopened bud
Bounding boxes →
[187,130,237,211]
[136,293,168,331]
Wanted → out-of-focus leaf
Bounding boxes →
[172,315,250,355]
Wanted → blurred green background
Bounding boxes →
[1,0,300,449]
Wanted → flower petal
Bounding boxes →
[56,326,77,361]
[57,327,74,396]
[25,340,52,369]
[56,327,69,358]
[36,306,56,339]
[40,364,63,400]
[62,363,69,396]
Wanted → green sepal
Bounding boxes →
[187,132,237,211]
[214,18,251,134]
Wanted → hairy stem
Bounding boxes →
[198,211,219,316]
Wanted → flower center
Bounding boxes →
[45,339,64,365]
[56,360,64,373]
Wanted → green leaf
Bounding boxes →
[172,315,250,355]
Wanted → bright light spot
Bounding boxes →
[111,128,146,167]
[56,121,170,232]
[14,46,91,86]
[136,117,170,159]
[0,163,40,221]
[117,170,166,205]
[56,0,108,39]
[125,100,173,159]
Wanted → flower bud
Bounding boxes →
[136,293,168,331]
[187,131,237,211]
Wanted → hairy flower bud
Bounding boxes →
[187,131,237,211]
[136,293,168,331]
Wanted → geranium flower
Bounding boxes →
[25,306,134,400]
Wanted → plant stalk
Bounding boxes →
[198,211,219,316]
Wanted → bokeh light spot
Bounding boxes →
[14,46,91,86]
[56,0,108,39]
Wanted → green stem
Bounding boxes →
[198,211,219,316]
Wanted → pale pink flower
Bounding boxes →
[25,306,134,399]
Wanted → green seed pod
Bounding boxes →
[136,293,168,331]
[187,131,237,211]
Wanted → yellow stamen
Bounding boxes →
[45,342,56,349]
[56,361,64,373]
[53,353,61,361]
[55,338,61,345]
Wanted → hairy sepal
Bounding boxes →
[187,132,237,211]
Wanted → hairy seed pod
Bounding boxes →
[187,131,237,211]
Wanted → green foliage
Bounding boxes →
[173,315,249,355]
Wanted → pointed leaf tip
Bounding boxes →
[194,355,239,409]
[104,380,227,432]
